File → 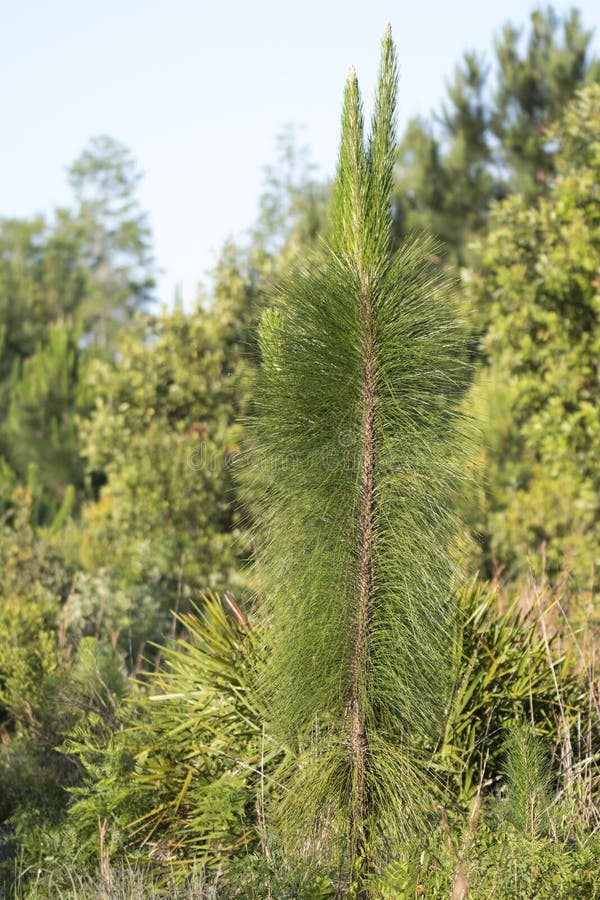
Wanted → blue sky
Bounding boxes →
[2,1,599,304]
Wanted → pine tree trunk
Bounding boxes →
[349,275,376,896]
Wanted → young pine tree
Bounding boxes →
[246,27,469,895]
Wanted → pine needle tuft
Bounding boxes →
[242,27,471,893]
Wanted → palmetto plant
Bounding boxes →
[61,592,273,873]
[126,593,267,863]
[244,25,469,896]
[441,580,584,805]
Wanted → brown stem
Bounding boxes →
[349,277,376,899]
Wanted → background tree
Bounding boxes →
[463,84,600,586]
[78,254,259,643]
[0,137,155,519]
[252,124,330,263]
[67,135,155,346]
[493,6,600,198]
[1,323,86,520]
[0,217,86,382]
[393,52,496,261]
[393,5,599,263]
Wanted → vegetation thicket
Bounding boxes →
[0,6,599,898]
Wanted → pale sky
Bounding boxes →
[1,1,599,304]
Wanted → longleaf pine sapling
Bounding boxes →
[245,25,469,896]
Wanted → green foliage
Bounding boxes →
[0,631,130,885]
[11,860,213,899]
[493,6,600,198]
[48,580,589,879]
[14,858,333,900]
[0,489,132,887]
[244,28,469,890]
[58,593,269,875]
[440,580,583,803]
[394,52,495,262]
[78,277,255,631]
[2,11,600,896]
[0,136,155,520]
[2,322,88,518]
[464,84,600,583]
[124,594,263,866]
[66,134,155,345]
[380,715,598,898]
[495,721,552,838]
[0,490,69,758]
[252,125,330,264]
[393,6,599,261]
[0,135,154,361]
[0,216,86,382]
[378,820,600,899]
